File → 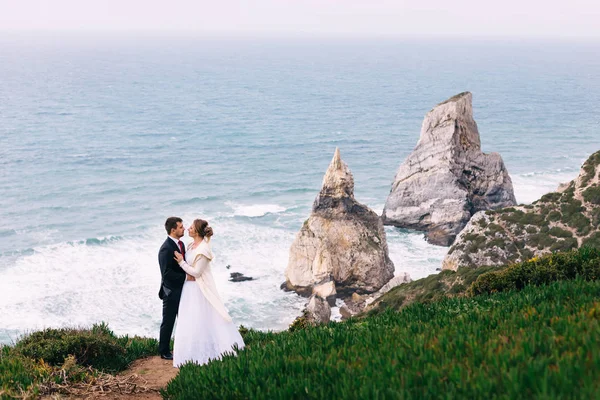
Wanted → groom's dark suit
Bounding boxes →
[158,237,186,355]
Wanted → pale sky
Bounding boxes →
[0,0,599,38]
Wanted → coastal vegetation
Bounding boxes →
[0,324,157,398]
[3,247,599,399]
[445,150,600,269]
[164,280,600,399]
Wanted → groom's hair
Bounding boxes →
[165,217,183,235]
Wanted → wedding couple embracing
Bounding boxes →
[157,216,245,367]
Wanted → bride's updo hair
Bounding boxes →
[193,218,213,240]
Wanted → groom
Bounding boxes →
[158,216,192,360]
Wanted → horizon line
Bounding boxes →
[1,29,600,43]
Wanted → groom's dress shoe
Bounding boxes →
[160,353,173,360]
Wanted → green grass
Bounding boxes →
[163,279,600,399]
[163,247,600,398]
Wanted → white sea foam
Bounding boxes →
[511,169,579,204]
[226,202,288,218]
[385,228,448,280]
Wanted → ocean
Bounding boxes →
[1,34,599,344]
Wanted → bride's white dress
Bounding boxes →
[173,239,245,367]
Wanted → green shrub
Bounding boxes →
[14,323,158,373]
[561,185,576,202]
[569,214,591,235]
[583,186,600,205]
[116,334,159,367]
[501,210,545,226]
[288,310,312,333]
[548,210,562,221]
[15,325,125,372]
[468,247,600,296]
[486,223,504,235]
[525,226,538,234]
[526,233,554,249]
[540,192,562,203]
[580,151,600,186]
[548,226,573,238]
[464,234,488,253]
[539,206,552,216]
[591,208,600,227]
[582,232,600,250]
[561,198,583,215]
[558,197,591,234]
[549,238,578,252]
[371,267,497,316]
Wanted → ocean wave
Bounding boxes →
[227,202,288,218]
[82,236,124,246]
[519,167,578,177]
[0,248,35,258]
[247,187,315,197]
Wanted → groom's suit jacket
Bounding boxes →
[158,237,186,299]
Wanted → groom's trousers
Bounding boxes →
[159,290,182,355]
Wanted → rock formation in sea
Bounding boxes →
[382,92,517,246]
[284,148,395,303]
[229,272,254,282]
[443,150,600,270]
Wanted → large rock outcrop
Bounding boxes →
[382,92,516,246]
[285,148,395,298]
[443,150,600,270]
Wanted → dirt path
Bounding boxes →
[45,357,178,399]
[113,356,178,399]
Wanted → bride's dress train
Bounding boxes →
[173,239,245,367]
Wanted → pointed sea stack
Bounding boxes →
[285,148,395,298]
[382,92,516,246]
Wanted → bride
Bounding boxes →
[172,218,245,367]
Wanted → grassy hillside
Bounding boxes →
[369,246,600,315]
[164,278,600,399]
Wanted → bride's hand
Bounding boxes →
[174,251,183,263]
